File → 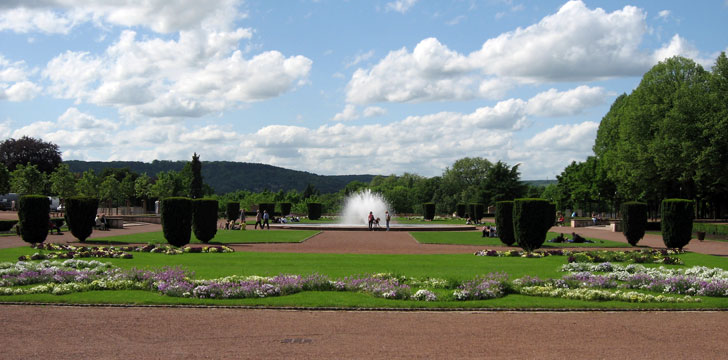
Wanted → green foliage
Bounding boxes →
[495,201,515,246]
[98,175,121,207]
[192,198,218,244]
[49,164,76,199]
[65,196,98,242]
[75,169,99,198]
[161,197,192,247]
[423,203,435,220]
[18,195,50,244]
[0,163,10,195]
[0,136,62,174]
[693,223,728,236]
[225,202,240,221]
[134,173,152,200]
[10,163,47,195]
[513,198,555,252]
[661,199,694,250]
[280,202,292,216]
[307,202,322,220]
[621,201,647,246]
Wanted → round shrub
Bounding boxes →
[456,204,467,218]
[513,198,555,252]
[661,199,694,250]
[18,195,50,244]
[280,202,292,216]
[225,202,240,221]
[161,197,192,247]
[192,198,218,244]
[423,203,436,220]
[495,201,515,246]
[621,201,647,246]
[65,196,98,242]
[307,202,322,220]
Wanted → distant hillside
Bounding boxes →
[522,179,557,187]
[65,160,377,195]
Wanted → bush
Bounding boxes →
[661,199,694,250]
[192,198,218,244]
[621,201,647,246]
[423,203,436,220]
[469,203,484,221]
[513,198,555,252]
[0,220,18,232]
[18,195,50,244]
[456,204,467,218]
[495,201,515,246]
[307,203,322,220]
[161,197,192,247]
[225,202,240,221]
[64,196,99,242]
[259,203,276,217]
[280,202,292,216]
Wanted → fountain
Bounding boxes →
[340,189,391,225]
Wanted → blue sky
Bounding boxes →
[1,0,727,179]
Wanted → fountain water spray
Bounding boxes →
[340,189,391,225]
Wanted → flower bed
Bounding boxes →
[16,243,235,261]
[474,249,683,265]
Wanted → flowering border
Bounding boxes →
[17,243,235,261]
[474,249,683,265]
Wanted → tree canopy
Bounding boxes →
[0,136,62,174]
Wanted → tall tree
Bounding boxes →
[190,153,203,199]
[10,163,47,195]
[0,136,62,173]
[75,169,99,198]
[49,164,77,200]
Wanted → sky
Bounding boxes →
[1,1,727,180]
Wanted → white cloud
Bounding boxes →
[657,10,670,20]
[386,0,418,14]
[0,0,245,34]
[0,55,41,101]
[363,106,387,118]
[345,50,375,68]
[525,121,599,151]
[11,108,119,152]
[43,29,312,121]
[652,34,712,67]
[348,1,683,104]
[332,104,359,122]
[525,86,607,117]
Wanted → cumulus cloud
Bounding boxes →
[0,55,41,101]
[386,0,418,14]
[525,86,607,117]
[42,29,312,121]
[332,105,389,121]
[652,34,712,67]
[0,0,244,34]
[347,1,694,104]
[11,108,119,153]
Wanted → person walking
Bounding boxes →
[368,211,374,231]
[385,211,391,231]
[263,210,270,229]
[255,209,262,229]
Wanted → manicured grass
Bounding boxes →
[87,229,320,245]
[394,217,487,225]
[1,245,728,309]
[411,231,630,248]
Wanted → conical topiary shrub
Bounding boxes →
[226,202,240,221]
[423,203,436,221]
[65,196,99,242]
[18,195,50,244]
[192,198,218,244]
[661,199,694,250]
[513,198,555,252]
[621,201,647,246]
[307,202,322,220]
[161,197,192,247]
[495,201,515,246]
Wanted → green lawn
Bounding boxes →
[2,243,727,309]
[411,231,630,248]
[394,217,487,225]
[87,229,319,245]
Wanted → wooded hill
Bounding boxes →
[65,160,376,195]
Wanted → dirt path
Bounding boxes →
[1,305,726,359]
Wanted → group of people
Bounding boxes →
[368,211,391,231]
[482,225,497,238]
[550,232,590,243]
[94,214,109,230]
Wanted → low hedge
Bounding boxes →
[693,223,728,236]
[0,220,18,232]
